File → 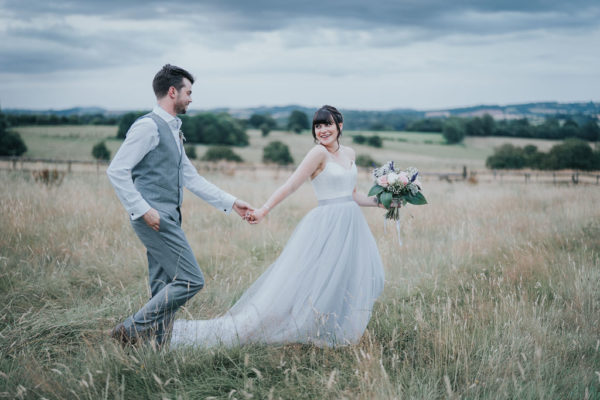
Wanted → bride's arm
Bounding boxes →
[353,188,381,207]
[346,146,384,208]
[249,146,327,224]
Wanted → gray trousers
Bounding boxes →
[123,209,204,344]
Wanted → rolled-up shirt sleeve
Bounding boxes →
[182,153,236,214]
[106,118,158,220]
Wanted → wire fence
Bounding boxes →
[1,156,599,185]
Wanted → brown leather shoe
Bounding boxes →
[110,323,138,346]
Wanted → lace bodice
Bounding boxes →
[311,161,357,201]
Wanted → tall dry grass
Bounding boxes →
[1,169,599,399]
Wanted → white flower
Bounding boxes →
[387,172,399,184]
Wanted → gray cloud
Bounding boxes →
[4,0,599,31]
[2,0,598,74]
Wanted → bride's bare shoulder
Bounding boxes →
[307,145,328,158]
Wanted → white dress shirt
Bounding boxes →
[107,105,236,219]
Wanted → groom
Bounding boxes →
[107,64,253,346]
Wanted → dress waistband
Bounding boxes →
[317,195,354,206]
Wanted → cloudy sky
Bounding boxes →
[1,0,599,111]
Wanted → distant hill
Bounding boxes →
[4,106,107,116]
[424,102,600,121]
[4,102,599,130]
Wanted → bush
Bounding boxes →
[263,141,294,165]
[0,110,27,156]
[485,144,526,169]
[0,130,27,156]
[355,154,377,168]
[184,144,197,159]
[443,119,466,144]
[367,135,383,148]
[91,141,110,160]
[352,135,367,144]
[201,146,243,162]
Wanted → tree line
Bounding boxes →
[486,139,600,171]
[5,113,119,126]
[408,115,600,143]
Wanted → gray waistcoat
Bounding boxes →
[132,112,184,217]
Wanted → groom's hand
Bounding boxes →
[143,208,160,231]
[232,199,254,220]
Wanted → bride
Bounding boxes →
[170,105,385,348]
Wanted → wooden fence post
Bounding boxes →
[462,166,467,180]
[553,172,556,184]
[68,161,72,173]
[571,172,579,185]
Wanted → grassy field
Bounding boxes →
[1,162,599,398]
[2,126,598,398]
[13,125,564,171]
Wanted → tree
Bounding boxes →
[486,139,599,170]
[202,146,243,162]
[181,112,249,146]
[355,154,377,168]
[579,120,600,142]
[0,109,27,156]
[406,118,444,132]
[442,119,466,144]
[287,110,309,133]
[538,118,561,139]
[481,114,495,136]
[485,144,526,169]
[263,141,294,165]
[184,144,197,159]
[92,141,110,160]
[249,113,277,130]
[367,135,383,148]
[545,138,596,170]
[352,135,367,144]
[513,118,533,138]
[560,119,579,139]
[260,123,271,137]
[116,111,148,139]
[465,117,485,136]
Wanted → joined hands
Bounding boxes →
[233,199,267,225]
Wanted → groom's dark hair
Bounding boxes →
[152,64,195,98]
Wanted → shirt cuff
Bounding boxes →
[129,201,152,220]
[223,194,237,215]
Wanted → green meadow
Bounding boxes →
[1,125,598,399]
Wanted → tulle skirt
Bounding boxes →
[170,196,385,348]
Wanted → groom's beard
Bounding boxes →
[174,101,188,115]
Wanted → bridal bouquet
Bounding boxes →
[368,161,427,221]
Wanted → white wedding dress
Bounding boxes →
[170,160,385,348]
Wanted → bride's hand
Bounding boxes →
[248,207,268,224]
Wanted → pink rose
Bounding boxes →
[398,172,409,185]
[377,175,389,187]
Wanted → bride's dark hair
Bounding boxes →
[311,105,343,144]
